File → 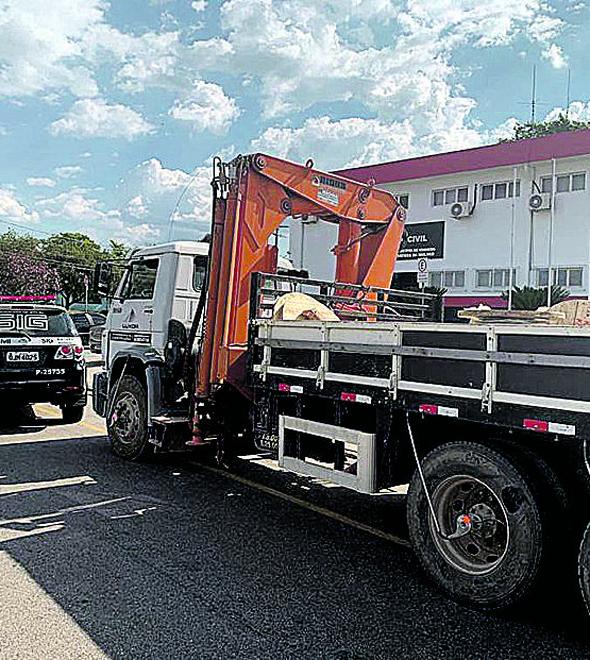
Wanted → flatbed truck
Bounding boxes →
[93,153,590,613]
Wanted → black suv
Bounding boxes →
[0,304,87,423]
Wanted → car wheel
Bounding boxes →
[579,523,590,617]
[107,375,152,460]
[407,441,545,610]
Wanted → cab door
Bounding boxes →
[106,258,161,362]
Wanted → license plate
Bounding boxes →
[6,351,39,362]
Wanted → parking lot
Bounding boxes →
[0,360,589,659]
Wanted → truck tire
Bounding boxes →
[107,375,152,460]
[579,523,590,616]
[61,404,84,424]
[407,441,544,610]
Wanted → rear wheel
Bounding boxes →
[61,404,84,424]
[107,375,152,460]
[407,441,544,610]
[579,523,590,616]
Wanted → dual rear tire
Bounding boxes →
[407,441,555,610]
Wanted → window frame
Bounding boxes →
[429,270,465,289]
[120,258,159,301]
[536,266,584,289]
[540,172,586,195]
[480,180,521,201]
[432,186,469,207]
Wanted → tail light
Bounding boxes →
[55,344,83,360]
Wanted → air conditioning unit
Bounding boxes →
[450,202,472,219]
[529,192,551,211]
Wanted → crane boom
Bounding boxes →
[197,153,406,400]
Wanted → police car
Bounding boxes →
[0,298,86,423]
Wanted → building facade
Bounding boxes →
[289,130,590,313]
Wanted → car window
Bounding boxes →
[121,259,158,300]
[0,308,76,337]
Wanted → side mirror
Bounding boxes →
[94,262,113,297]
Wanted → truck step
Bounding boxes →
[152,415,190,425]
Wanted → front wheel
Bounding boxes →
[579,523,590,616]
[407,441,544,610]
[107,375,152,460]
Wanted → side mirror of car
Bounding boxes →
[94,262,113,298]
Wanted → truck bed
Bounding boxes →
[251,318,590,441]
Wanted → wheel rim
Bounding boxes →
[429,475,510,576]
[111,392,141,446]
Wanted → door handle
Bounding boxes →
[144,308,154,315]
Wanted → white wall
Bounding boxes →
[291,154,590,298]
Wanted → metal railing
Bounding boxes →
[251,273,442,322]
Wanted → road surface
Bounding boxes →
[1,363,589,659]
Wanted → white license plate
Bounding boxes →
[6,351,39,362]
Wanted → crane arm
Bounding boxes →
[197,153,406,398]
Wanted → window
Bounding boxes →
[397,194,409,209]
[122,259,158,300]
[193,255,208,290]
[536,267,583,288]
[433,186,469,207]
[481,184,493,201]
[430,270,465,288]
[481,180,521,201]
[540,172,586,194]
[476,268,515,288]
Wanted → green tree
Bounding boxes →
[501,285,569,310]
[503,113,590,142]
[41,233,105,307]
[0,230,41,257]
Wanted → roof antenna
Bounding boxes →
[565,68,571,118]
[531,64,537,124]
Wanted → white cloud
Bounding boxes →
[55,166,83,179]
[192,1,208,11]
[545,101,590,123]
[168,81,239,134]
[117,158,211,241]
[49,98,154,140]
[0,188,40,223]
[37,188,120,223]
[0,0,100,98]
[127,195,148,218]
[542,43,568,69]
[125,223,161,242]
[26,177,56,188]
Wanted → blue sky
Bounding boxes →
[0,0,588,247]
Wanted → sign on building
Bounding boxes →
[398,220,445,260]
[417,258,428,285]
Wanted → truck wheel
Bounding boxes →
[407,441,543,610]
[579,523,590,616]
[61,404,84,424]
[107,375,152,460]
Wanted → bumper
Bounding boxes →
[0,371,87,405]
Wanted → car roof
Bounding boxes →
[0,303,67,313]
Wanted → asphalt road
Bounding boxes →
[1,362,590,659]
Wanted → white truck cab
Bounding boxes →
[103,241,208,370]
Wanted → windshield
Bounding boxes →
[0,309,77,338]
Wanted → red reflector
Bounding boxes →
[61,345,72,355]
[523,418,549,432]
[340,392,357,402]
[419,404,438,415]
[278,383,290,392]
[74,345,84,355]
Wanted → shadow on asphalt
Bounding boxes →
[0,433,589,659]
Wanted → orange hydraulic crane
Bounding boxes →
[196,153,406,407]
